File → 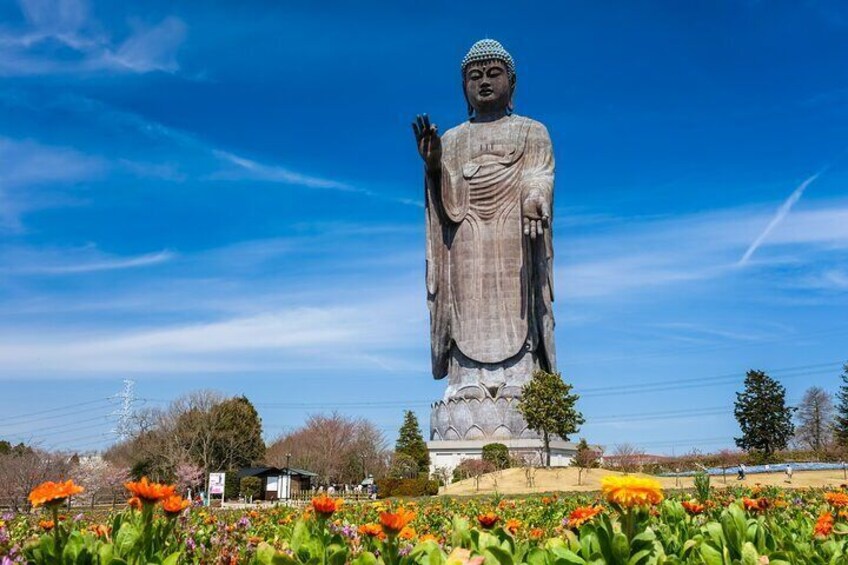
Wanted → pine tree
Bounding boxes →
[517,370,585,467]
[734,369,795,460]
[395,410,430,474]
[835,363,848,448]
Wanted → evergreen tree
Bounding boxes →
[517,370,585,467]
[211,395,265,471]
[395,410,430,474]
[835,363,848,448]
[734,369,795,460]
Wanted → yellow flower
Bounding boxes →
[600,475,663,508]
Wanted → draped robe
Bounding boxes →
[425,114,555,394]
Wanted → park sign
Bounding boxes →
[209,472,225,495]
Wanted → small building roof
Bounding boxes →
[238,466,317,478]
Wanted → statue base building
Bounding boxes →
[428,397,579,477]
[430,396,538,441]
[427,437,579,477]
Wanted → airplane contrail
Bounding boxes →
[738,169,825,266]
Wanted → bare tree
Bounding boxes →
[612,443,645,473]
[714,449,745,484]
[266,412,388,485]
[0,450,72,511]
[795,387,835,454]
[573,438,600,485]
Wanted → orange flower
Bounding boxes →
[359,523,384,538]
[601,476,663,508]
[742,497,768,513]
[825,492,848,508]
[681,500,705,516]
[505,518,522,534]
[529,528,545,540]
[127,496,142,510]
[379,508,416,535]
[89,524,111,538]
[124,477,175,503]
[477,512,499,529]
[814,512,834,538]
[419,533,440,544]
[567,505,603,528]
[28,479,84,508]
[162,495,190,517]
[399,526,417,540]
[311,494,343,518]
[39,519,55,531]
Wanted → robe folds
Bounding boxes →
[425,114,556,384]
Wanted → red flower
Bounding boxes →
[477,512,499,529]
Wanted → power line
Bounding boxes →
[0,398,116,425]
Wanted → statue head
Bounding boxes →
[461,39,516,118]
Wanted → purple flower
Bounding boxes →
[237,516,250,529]
[73,513,84,522]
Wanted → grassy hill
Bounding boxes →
[440,466,848,496]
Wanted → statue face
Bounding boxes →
[464,60,511,115]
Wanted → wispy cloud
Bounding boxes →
[738,170,824,265]
[0,0,186,76]
[211,150,353,190]
[0,246,175,275]
[561,198,848,300]
[0,137,105,231]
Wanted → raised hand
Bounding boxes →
[522,190,551,239]
[412,114,442,171]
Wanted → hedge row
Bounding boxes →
[375,477,439,498]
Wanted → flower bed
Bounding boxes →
[2,476,848,563]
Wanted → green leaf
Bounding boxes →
[525,548,547,565]
[114,523,140,557]
[351,552,379,565]
[626,549,652,565]
[255,542,276,565]
[698,543,723,565]
[550,548,586,565]
[612,532,629,563]
[328,549,348,565]
[484,545,514,565]
[290,519,309,553]
[740,542,759,565]
[162,552,181,565]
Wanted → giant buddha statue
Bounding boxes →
[413,39,556,441]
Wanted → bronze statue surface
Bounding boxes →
[414,39,556,441]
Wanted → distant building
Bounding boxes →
[428,438,580,478]
[238,466,317,500]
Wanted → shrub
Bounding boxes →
[240,476,262,500]
[375,477,439,498]
[482,443,511,470]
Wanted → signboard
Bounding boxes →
[209,472,225,495]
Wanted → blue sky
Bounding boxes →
[1,0,847,456]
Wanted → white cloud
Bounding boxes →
[107,17,187,73]
[0,294,426,375]
[560,199,848,299]
[0,0,186,76]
